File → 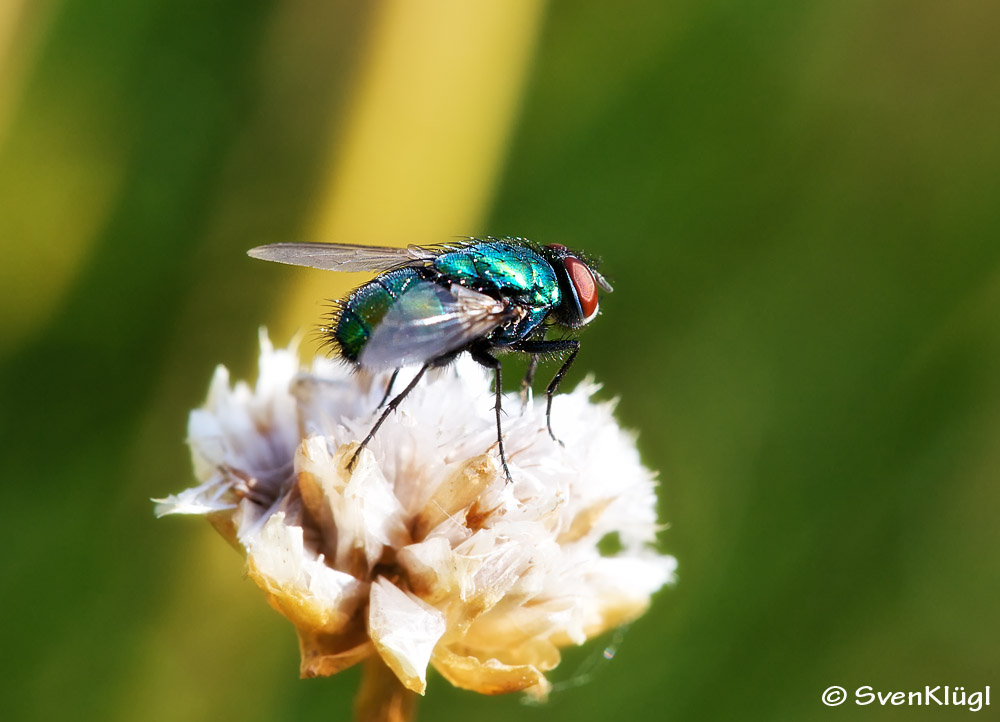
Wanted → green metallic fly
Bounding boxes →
[247,238,612,482]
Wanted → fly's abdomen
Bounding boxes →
[332,267,421,362]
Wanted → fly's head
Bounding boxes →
[541,243,613,329]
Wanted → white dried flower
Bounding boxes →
[156,332,675,700]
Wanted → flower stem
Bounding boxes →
[354,658,417,722]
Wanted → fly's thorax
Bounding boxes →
[433,241,561,311]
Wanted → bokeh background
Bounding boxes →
[2,1,998,720]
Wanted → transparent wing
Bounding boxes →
[246,242,441,272]
[359,283,513,370]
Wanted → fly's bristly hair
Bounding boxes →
[318,299,349,361]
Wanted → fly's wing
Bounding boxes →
[246,242,441,272]
[359,283,513,370]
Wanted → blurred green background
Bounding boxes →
[2,1,998,720]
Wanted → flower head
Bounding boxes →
[156,332,675,699]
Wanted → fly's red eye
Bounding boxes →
[563,256,599,323]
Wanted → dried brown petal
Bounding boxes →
[298,626,373,678]
[431,646,550,696]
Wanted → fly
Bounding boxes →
[247,237,612,482]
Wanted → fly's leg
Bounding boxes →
[544,343,580,445]
[376,368,400,410]
[470,347,514,484]
[349,365,428,470]
[520,355,539,411]
[512,339,580,446]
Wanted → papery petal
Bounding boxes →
[460,598,577,658]
[152,475,236,517]
[412,453,497,541]
[244,510,367,634]
[296,438,410,577]
[453,529,535,608]
[369,577,447,694]
[187,403,230,479]
[397,537,455,603]
[431,646,550,696]
[548,554,678,645]
[298,627,373,678]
